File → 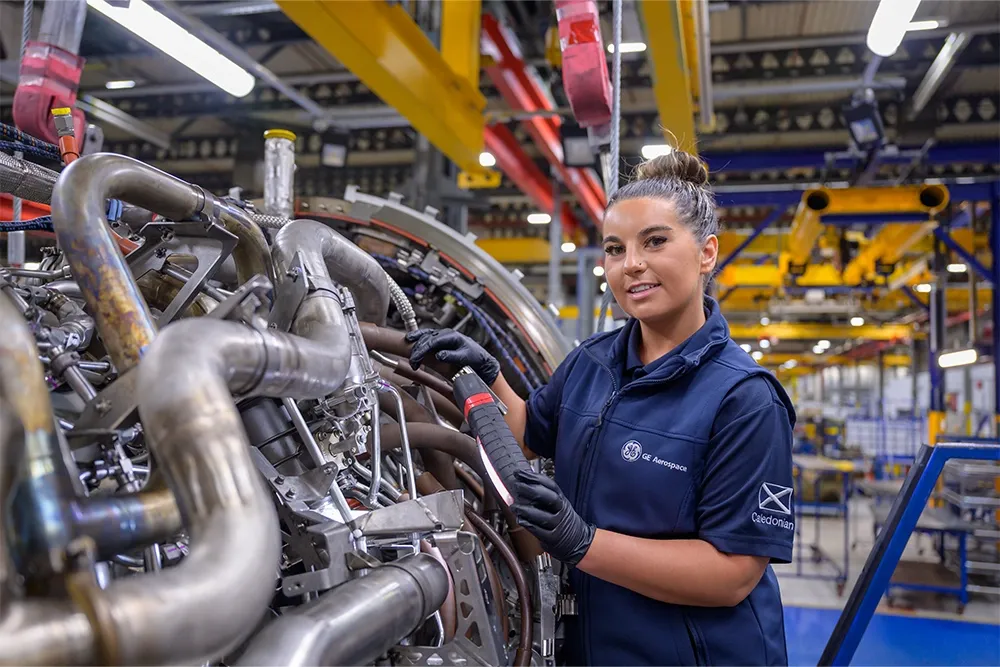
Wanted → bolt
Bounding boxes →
[274,476,285,485]
[285,488,296,499]
[154,248,168,258]
[323,465,334,475]
[160,230,174,242]
[95,398,112,415]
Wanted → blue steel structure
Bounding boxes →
[715,207,784,273]
[818,441,1000,666]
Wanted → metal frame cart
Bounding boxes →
[819,440,1000,666]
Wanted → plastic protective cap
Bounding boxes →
[263,129,297,142]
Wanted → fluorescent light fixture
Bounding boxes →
[607,42,647,54]
[600,282,607,293]
[851,316,865,327]
[740,344,752,353]
[907,19,942,31]
[23,262,41,270]
[818,339,831,349]
[641,143,674,160]
[866,0,922,57]
[760,316,770,326]
[527,212,551,225]
[87,0,255,98]
[592,266,605,277]
[561,241,577,253]
[105,79,136,90]
[783,360,798,369]
[915,283,932,293]
[938,348,977,368]
[479,151,496,168]
[751,351,764,361]
[759,339,771,349]
[947,263,967,273]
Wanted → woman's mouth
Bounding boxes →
[625,283,661,299]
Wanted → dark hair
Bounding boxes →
[606,150,719,245]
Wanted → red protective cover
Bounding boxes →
[554,0,612,128]
[12,41,86,144]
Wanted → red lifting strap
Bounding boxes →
[554,0,612,128]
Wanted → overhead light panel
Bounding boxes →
[915,283,932,293]
[527,213,551,225]
[851,316,865,327]
[947,263,967,273]
[87,0,255,98]
[938,348,977,368]
[593,266,605,277]
[908,19,944,31]
[479,152,496,168]
[866,0,923,57]
[607,42,647,54]
[105,79,136,90]
[641,144,674,160]
[561,241,577,253]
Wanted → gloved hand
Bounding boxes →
[405,328,501,385]
[512,469,595,567]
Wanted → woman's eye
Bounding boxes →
[604,245,623,256]
[646,236,667,248]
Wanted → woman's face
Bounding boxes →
[602,197,718,325]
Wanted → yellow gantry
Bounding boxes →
[639,0,698,153]
[729,322,915,341]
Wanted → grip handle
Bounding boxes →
[453,372,532,503]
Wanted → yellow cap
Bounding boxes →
[264,129,297,142]
[51,107,72,116]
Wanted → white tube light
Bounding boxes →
[818,339,831,349]
[851,316,865,327]
[908,19,943,31]
[915,283,932,293]
[641,144,674,160]
[592,265,605,277]
[527,213,551,225]
[479,152,497,168]
[87,0,255,98]
[561,241,577,253]
[947,263,967,273]
[938,348,978,368]
[608,42,647,54]
[105,79,136,90]
[866,0,923,57]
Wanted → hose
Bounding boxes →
[0,150,59,203]
[0,216,55,232]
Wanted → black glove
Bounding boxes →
[512,469,595,567]
[405,328,501,385]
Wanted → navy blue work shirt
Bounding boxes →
[524,297,796,666]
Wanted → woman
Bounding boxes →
[408,150,796,666]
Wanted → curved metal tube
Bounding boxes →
[37,289,95,349]
[272,219,390,326]
[236,554,449,667]
[50,153,272,370]
[64,317,353,665]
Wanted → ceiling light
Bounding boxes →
[938,348,978,369]
[641,144,674,160]
[599,282,607,293]
[783,360,798,369]
[561,241,577,253]
[851,316,865,327]
[105,79,136,90]
[23,262,40,270]
[751,351,764,361]
[592,265,605,277]
[915,283,932,293]
[87,0,255,98]
[866,0,922,57]
[740,344,752,353]
[818,339,831,349]
[947,263,967,273]
[760,316,770,326]
[759,339,771,349]
[527,212,551,225]
[813,345,825,354]
[907,19,943,31]
[607,42,647,54]
[479,151,496,168]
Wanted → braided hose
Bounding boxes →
[0,150,58,203]
[386,273,418,332]
[250,213,291,230]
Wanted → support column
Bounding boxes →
[928,234,947,446]
[548,178,563,307]
[991,184,1000,435]
[576,250,598,341]
[910,338,920,417]
[878,351,885,419]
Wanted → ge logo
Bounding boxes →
[621,440,642,462]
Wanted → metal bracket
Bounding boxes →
[280,521,355,598]
[126,220,238,324]
[534,553,559,665]
[70,366,140,440]
[267,252,309,333]
[354,490,465,537]
[207,274,273,324]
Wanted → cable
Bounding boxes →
[20,0,32,62]
[0,215,54,232]
[0,141,60,162]
[0,124,61,161]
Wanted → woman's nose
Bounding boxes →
[623,245,645,274]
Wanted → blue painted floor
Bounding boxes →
[785,606,1000,666]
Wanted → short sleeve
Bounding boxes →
[523,344,585,459]
[696,375,795,563]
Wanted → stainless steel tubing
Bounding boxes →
[236,553,449,667]
[0,151,58,203]
[272,219,390,325]
[281,397,326,468]
[366,396,384,507]
[39,290,95,349]
[379,382,418,500]
[66,317,354,666]
[50,154,273,369]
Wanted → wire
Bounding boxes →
[0,124,62,161]
[0,216,54,232]
[20,0,32,62]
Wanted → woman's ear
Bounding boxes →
[700,235,719,276]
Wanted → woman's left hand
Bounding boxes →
[512,470,595,567]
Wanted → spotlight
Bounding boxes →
[938,348,977,368]
[527,213,552,225]
[593,266,605,277]
[851,316,865,327]
[760,316,770,326]
[751,351,764,361]
[759,339,771,350]
[947,263,967,273]
[915,283,932,293]
[479,152,496,168]
[740,344,752,353]
[561,241,577,253]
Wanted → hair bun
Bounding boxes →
[634,150,709,186]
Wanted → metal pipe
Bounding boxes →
[235,554,449,667]
[281,397,326,468]
[378,382,418,500]
[38,289,95,349]
[65,317,353,665]
[50,153,273,370]
[713,75,907,102]
[696,0,714,128]
[366,397,384,507]
[272,220,391,325]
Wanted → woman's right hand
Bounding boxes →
[405,329,501,385]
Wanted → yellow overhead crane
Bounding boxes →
[757,353,912,369]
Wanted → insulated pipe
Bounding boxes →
[235,554,449,667]
[786,189,830,267]
[272,220,390,326]
[50,154,273,370]
[64,318,354,666]
[0,151,58,203]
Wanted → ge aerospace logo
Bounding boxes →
[621,440,642,462]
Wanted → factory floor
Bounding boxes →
[775,497,1000,665]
